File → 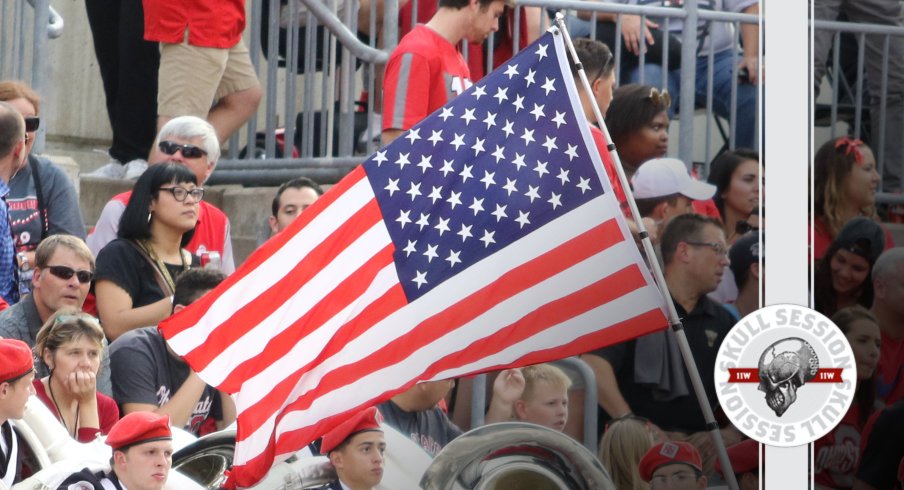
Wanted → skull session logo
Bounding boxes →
[715,304,856,447]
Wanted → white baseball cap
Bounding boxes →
[631,158,717,200]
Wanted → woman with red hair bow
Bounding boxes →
[813,137,893,261]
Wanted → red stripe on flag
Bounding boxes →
[216,245,398,393]
[160,166,369,340]
[181,200,385,375]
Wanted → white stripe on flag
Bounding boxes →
[199,219,392,386]
[236,263,400,400]
[168,177,376,353]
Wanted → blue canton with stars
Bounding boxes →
[363,31,605,301]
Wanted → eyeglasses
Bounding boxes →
[648,87,672,108]
[45,265,94,284]
[24,117,39,133]
[159,140,208,159]
[650,471,701,488]
[158,186,205,202]
[685,241,729,256]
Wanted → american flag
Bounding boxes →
[160,28,668,488]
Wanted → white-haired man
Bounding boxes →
[86,115,234,274]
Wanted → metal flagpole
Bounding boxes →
[553,14,740,490]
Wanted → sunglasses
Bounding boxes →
[24,117,39,133]
[45,265,94,284]
[159,140,208,159]
[158,186,205,202]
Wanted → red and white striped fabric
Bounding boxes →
[160,29,668,488]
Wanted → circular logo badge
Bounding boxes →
[714,304,856,447]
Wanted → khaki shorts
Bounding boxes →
[158,37,260,118]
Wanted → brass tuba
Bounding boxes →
[421,422,615,490]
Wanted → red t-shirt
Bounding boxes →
[465,7,531,81]
[33,379,120,443]
[383,25,472,132]
[143,0,245,48]
[877,331,904,406]
[814,404,863,488]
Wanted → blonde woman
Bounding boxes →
[32,309,119,442]
[599,416,655,490]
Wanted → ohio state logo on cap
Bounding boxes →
[715,304,856,447]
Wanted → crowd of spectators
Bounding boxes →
[2,0,903,488]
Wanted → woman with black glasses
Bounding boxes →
[94,163,200,340]
[0,81,86,299]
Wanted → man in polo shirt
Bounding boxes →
[639,441,707,490]
[582,214,740,471]
[0,338,36,487]
[320,407,386,490]
[57,411,173,489]
[87,116,234,274]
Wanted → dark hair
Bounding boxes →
[569,38,614,82]
[173,267,227,307]
[271,177,323,217]
[707,148,759,219]
[814,137,877,238]
[635,194,680,218]
[0,101,23,159]
[814,238,876,317]
[831,306,878,426]
[605,84,670,148]
[118,163,198,247]
[660,213,722,266]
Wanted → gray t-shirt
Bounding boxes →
[110,327,222,435]
[8,155,85,247]
[376,400,462,457]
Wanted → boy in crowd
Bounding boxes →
[0,339,35,487]
[513,364,571,433]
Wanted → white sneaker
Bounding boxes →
[124,159,148,179]
[84,161,126,179]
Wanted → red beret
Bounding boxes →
[639,441,703,482]
[106,412,172,451]
[716,439,760,476]
[320,407,383,454]
[0,339,34,384]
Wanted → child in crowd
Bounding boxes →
[513,364,571,432]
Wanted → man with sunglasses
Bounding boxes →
[0,102,29,305]
[87,116,235,274]
[0,234,113,396]
[582,214,741,473]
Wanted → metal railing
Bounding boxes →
[813,18,904,203]
[0,0,63,154]
[210,0,761,185]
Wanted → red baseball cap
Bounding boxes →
[0,339,34,384]
[106,412,172,451]
[716,439,760,476]
[639,441,703,482]
[320,407,383,454]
